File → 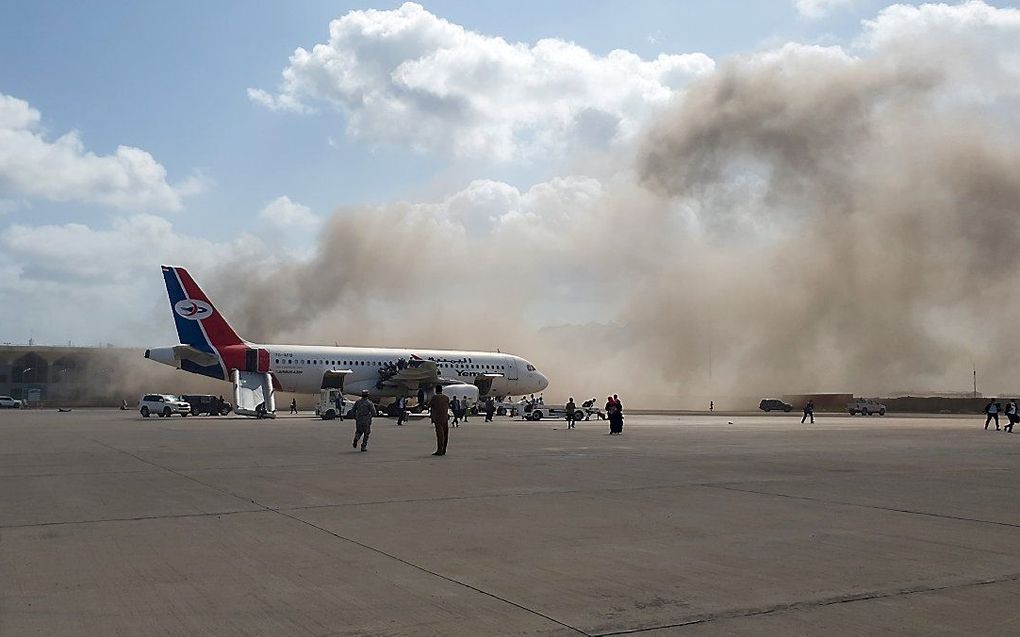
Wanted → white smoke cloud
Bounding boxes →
[0,93,203,213]
[248,2,714,160]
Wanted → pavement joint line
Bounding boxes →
[271,507,591,636]
[76,433,1020,636]
[0,508,267,530]
[591,571,1020,635]
[702,483,1020,530]
[82,436,591,636]
[0,468,159,479]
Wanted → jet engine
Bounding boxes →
[442,383,480,407]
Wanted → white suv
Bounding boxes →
[139,394,191,418]
[848,399,886,416]
[0,395,23,409]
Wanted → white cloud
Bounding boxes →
[0,93,202,212]
[2,214,264,282]
[858,1,1020,101]
[259,195,319,228]
[795,0,854,19]
[249,2,714,160]
[0,213,273,344]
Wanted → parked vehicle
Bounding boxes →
[138,394,192,418]
[0,395,23,409]
[181,394,232,416]
[759,398,793,413]
[524,405,563,421]
[848,399,886,416]
[315,389,355,420]
[580,398,605,420]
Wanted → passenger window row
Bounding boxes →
[271,357,507,370]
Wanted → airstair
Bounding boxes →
[232,369,276,418]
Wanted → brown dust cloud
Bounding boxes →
[203,42,1020,408]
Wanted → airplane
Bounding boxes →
[144,265,549,417]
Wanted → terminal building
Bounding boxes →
[0,345,219,406]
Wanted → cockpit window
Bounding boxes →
[526,364,536,371]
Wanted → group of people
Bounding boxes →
[555,395,626,433]
[347,386,501,455]
[605,394,624,434]
[984,399,1019,433]
[343,387,628,454]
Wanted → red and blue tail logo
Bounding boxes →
[162,265,246,379]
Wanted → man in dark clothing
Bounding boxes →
[801,400,815,424]
[1005,399,1018,433]
[430,386,451,456]
[290,398,298,414]
[485,397,495,422]
[985,399,1000,430]
[396,396,407,426]
[565,397,577,429]
[451,396,461,427]
[352,390,375,451]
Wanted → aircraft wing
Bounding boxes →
[378,363,503,389]
[378,361,441,388]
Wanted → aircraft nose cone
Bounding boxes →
[536,371,549,392]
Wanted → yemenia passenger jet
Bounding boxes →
[145,266,549,417]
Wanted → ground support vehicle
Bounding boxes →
[0,396,23,408]
[579,398,605,420]
[523,404,577,421]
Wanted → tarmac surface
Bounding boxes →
[2,409,1020,635]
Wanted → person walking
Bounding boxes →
[396,396,407,426]
[430,386,451,456]
[613,394,624,434]
[984,399,1000,430]
[1005,399,1018,433]
[335,394,345,421]
[352,390,375,451]
[485,397,495,422]
[565,397,577,429]
[462,398,470,423]
[451,397,462,427]
[801,400,815,424]
[290,398,298,415]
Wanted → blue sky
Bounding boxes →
[0,1,887,237]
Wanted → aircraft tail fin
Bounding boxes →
[161,265,245,353]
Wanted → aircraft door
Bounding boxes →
[244,348,271,373]
[321,370,347,391]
